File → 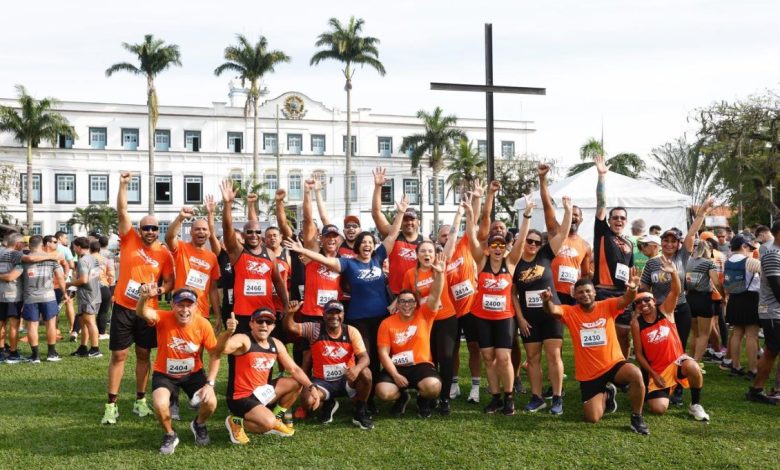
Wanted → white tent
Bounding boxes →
[514,166,691,245]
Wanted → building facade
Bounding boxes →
[0,87,534,237]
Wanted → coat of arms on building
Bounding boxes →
[282,95,306,119]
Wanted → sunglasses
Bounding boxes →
[141,225,159,232]
[397,298,417,305]
[525,238,543,246]
[489,242,506,249]
[245,230,262,235]
[253,318,274,325]
[345,223,360,229]
[634,297,654,306]
[610,216,627,221]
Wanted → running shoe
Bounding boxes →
[437,398,452,416]
[550,396,564,416]
[282,410,294,429]
[523,395,546,413]
[319,399,339,424]
[467,386,480,404]
[170,402,181,421]
[87,350,103,358]
[718,359,733,371]
[502,397,516,416]
[0,351,6,363]
[391,391,411,417]
[4,353,24,364]
[513,376,526,394]
[264,419,295,437]
[630,413,650,435]
[98,334,110,341]
[746,387,780,405]
[745,370,757,381]
[190,419,210,446]
[101,403,119,425]
[352,408,375,430]
[159,432,179,455]
[543,387,566,400]
[133,398,152,417]
[769,388,780,399]
[46,352,62,362]
[417,396,433,419]
[225,415,250,444]
[729,366,746,377]
[449,381,461,399]
[483,395,503,414]
[70,348,88,358]
[688,404,710,422]
[605,383,618,413]
[26,355,40,364]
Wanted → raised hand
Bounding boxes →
[627,267,640,289]
[282,238,304,252]
[373,167,387,187]
[431,252,446,273]
[204,194,216,215]
[304,178,316,194]
[660,256,677,274]
[119,171,132,185]
[472,179,485,198]
[219,179,237,203]
[313,178,323,191]
[697,195,715,216]
[595,154,609,175]
[226,312,237,334]
[275,189,286,203]
[396,194,410,214]
[540,287,553,303]
[522,194,536,217]
[246,193,258,205]
[179,206,195,219]
[562,195,572,212]
[538,163,551,179]
[139,282,159,299]
[287,300,302,315]
[489,180,501,194]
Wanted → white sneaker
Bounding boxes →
[688,404,710,422]
[467,386,480,404]
[449,382,461,400]
[99,334,110,341]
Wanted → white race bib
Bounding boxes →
[316,289,338,306]
[557,266,578,284]
[580,328,607,348]
[758,304,769,315]
[525,290,545,308]
[482,294,506,311]
[185,270,209,290]
[125,280,142,301]
[323,363,346,381]
[391,350,415,366]
[615,263,629,283]
[252,384,276,406]
[166,357,195,376]
[244,279,266,297]
[451,280,475,301]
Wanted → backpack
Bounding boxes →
[723,256,754,294]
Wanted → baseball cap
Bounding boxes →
[638,234,661,246]
[172,288,198,304]
[321,224,340,237]
[344,215,361,227]
[323,300,345,314]
[251,307,276,322]
[403,208,418,219]
[699,231,716,242]
[660,229,682,241]
[730,234,757,251]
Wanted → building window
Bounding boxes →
[58,134,73,149]
[89,127,107,150]
[311,135,326,155]
[428,178,444,205]
[342,136,357,155]
[263,133,277,154]
[313,171,327,200]
[55,174,76,203]
[501,141,515,158]
[227,132,243,153]
[477,140,487,157]
[30,223,42,236]
[155,130,170,151]
[264,172,278,195]
[288,174,302,200]
[155,175,172,204]
[157,221,170,241]
[404,179,420,205]
[89,175,109,203]
[381,180,394,205]
[184,130,201,152]
[122,128,139,150]
[287,134,302,155]
[229,170,243,189]
[349,173,357,202]
[57,222,73,236]
[378,137,393,157]
[184,176,202,204]
[127,175,141,204]
[20,173,42,203]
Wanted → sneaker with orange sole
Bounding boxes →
[264,419,295,437]
[225,415,250,445]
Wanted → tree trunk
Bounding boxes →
[253,99,259,186]
[26,142,33,233]
[147,80,156,216]
[345,71,353,215]
[432,166,440,233]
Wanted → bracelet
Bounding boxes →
[523,214,532,219]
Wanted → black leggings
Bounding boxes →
[97,286,112,335]
[674,302,692,351]
[348,315,386,401]
[430,315,458,401]
[715,301,728,348]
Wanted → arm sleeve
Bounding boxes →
[300,322,316,343]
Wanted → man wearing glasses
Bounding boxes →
[103,171,175,425]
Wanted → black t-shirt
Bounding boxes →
[289,248,307,302]
[217,249,234,314]
[593,216,634,290]
[513,244,559,320]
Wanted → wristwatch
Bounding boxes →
[207,380,216,387]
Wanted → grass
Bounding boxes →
[0,314,777,470]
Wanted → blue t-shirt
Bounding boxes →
[339,244,389,320]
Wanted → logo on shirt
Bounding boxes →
[517,265,545,284]
[447,257,464,272]
[189,256,211,270]
[357,266,383,281]
[322,345,349,360]
[645,325,670,344]
[393,325,418,345]
[482,278,510,290]
[246,260,270,275]
[558,246,580,258]
[416,277,433,288]
[317,264,339,280]
[168,336,200,354]
[136,249,160,268]
[251,357,275,371]
[581,318,607,329]
[398,248,417,261]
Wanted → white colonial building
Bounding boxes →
[0,86,534,237]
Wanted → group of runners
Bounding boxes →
[4,156,780,455]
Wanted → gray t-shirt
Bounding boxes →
[76,254,102,313]
[641,248,690,305]
[759,244,780,320]
[0,248,23,302]
[685,257,716,293]
[23,259,62,304]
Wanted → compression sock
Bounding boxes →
[136,392,146,400]
[272,405,287,416]
[690,387,701,405]
[472,377,481,386]
[30,345,39,359]
[108,393,118,404]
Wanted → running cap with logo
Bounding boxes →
[730,233,757,251]
[638,234,661,246]
[344,215,361,227]
[660,228,683,241]
[403,208,418,220]
[172,288,198,304]
[251,307,276,321]
[321,224,340,237]
[323,300,345,314]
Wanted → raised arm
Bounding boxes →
[219,179,242,264]
[442,201,465,261]
[117,171,133,236]
[381,194,409,254]
[204,194,221,257]
[166,206,194,252]
[425,252,447,311]
[658,258,680,316]
[371,167,392,237]
[617,268,640,310]
[464,196,484,264]
[314,180,331,227]
[477,180,501,242]
[595,155,608,221]
[549,196,573,255]
[507,195,534,265]
[135,283,160,324]
[684,196,714,253]
[271,264,289,314]
[274,189,294,239]
[302,178,318,249]
[283,301,303,337]
[246,193,259,223]
[283,238,341,272]
[538,163,561,235]
[212,314,244,356]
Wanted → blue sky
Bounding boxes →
[2,0,777,169]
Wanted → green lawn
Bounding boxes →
[0,317,777,469]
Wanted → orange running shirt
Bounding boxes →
[637,313,685,375]
[552,235,590,296]
[232,248,276,316]
[377,304,437,366]
[226,336,278,400]
[471,260,515,320]
[115,229,174,310]
[445,235,477,316]
[402,267,455,320]
[388,234,423,294]
[152,310,217,377]
[560,297,625,381]
[172,241,220,318]
[302,322,366,381]
[301,260,341,317]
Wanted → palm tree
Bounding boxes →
[446,138,486,199]
[0,85,75,232]
[310,17,386,214]
[649,136,722,207]
[401,107,465,230]
[106,34,181,215]
[215,34,290,185]
[567,137,645,178]
[67,204,118,235]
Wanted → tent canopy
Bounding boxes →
[514,167,691,244]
